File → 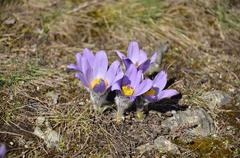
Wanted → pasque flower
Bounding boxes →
[112,64,152,120]
[116,41,157,72]
[0,144,6,158]
[68,49,123,94]
[112,64,152,100]
[143,71,178,102]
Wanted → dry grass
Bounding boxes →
[0,0,240,157]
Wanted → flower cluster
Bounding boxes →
[68,41,178,120]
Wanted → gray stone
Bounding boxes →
[46,91,59,105]
[154,136,180,154]
[161,107,215,137]
[201,90,231,110]
[136,143,154,154]
[3,17,16,25]
[137,136,180,155]
[34,117,60,149]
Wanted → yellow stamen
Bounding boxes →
[122,85,134,96]
[144,88,156,96]
[91,78,107,89]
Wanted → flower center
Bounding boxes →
[144,88,156,96]
[122,85,134,96]
[91,78,107,89]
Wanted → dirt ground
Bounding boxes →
[0,0,240,157]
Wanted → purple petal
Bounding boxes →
[123,58,133,69]
[105,60,121,87]
[0,144,6,158]
[81,56,90,76]
[85,67,93,86]
[144,95,157,102]
[116,50,126,60]
[111,80,121,91]
[125,64,138,87]
[157,89,178,100]
[134,79,152,96]
[132,70,143,89]
[138,60,151,72]
[67,53,82,71]
[153,71,167,91]
[150,52,157,64]
[138,49,148,64]
[127,41,140,64]
[93,79,106,93]
[122,76,131,86]
[67,64,78,70]
[93,51,108,78]
[76,53,82,66]
[113,66,124,83]
[75,72,88,87]
[82,48,94,65]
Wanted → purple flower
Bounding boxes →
[116,41,157,72]
[67,48,94,72]
[112,64,152,100]
[143,71,178,102]
[0,144,6,158]
[69,50,124,94]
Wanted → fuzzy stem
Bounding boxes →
[115,95,133,121]
[135,97,149,120]
[89,90,110,112]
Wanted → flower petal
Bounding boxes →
[76,53,82,66]
[138,49,148,64]
[0,144,6,158]
[93,50,108,78]
[123,58,133,70]
[134,79,152,96]
[105,60,121,87]
[75,72,88,87]
[157,89,178,100]
[111,80,121,91]
[138,60,151,72]
[144,95,157,102]
[116,50,126,60]
[67,64,78,70]
[153,71,167,91]
[125,64,138,87]
[113,66,124,83]
[122,76,131,86]
[150,52,157,64]
[82,48,94,65]
[132,70,143,89]
[81,56,91,76]
[127,41,139,64]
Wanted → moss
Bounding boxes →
[176,137,234,157]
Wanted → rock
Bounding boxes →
[34,117,60,149]
[44,128,60,149]
[46,91,60,105]
[137,136,180,155]
[201,90,231,110]
[136,143,154,154]
[36,116,45,126]
[154,136,180,154]
[3,17,16,25]
[161,107,215,137]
